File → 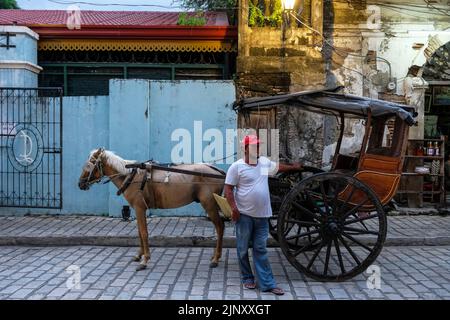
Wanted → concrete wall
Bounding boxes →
[0,80,236,217]
[107,79,236,217]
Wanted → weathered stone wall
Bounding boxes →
[236,0,449,168]
[236,0,368,167]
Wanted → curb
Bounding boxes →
[1,235,450,247]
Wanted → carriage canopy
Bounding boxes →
[233,87,417,126]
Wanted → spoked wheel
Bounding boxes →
[277,172,387,282]
[269,166,324,243]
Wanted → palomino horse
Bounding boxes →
[78,148,225,271]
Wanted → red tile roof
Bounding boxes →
[0,9,229,27]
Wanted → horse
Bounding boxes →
[78,148,225,271]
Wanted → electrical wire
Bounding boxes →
[281,14,376,90]
[289,12,385,83]
[375,4,435,20]
[48,0,183,9]
[334,0,450,17]
[423,0,450,17]
[47,0,240,10]
[48,0,449,17]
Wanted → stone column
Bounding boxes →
[0,26,42,87]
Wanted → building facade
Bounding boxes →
[0,10,237,95]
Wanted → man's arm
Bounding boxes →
[277,162,302,173]
[224,184,240,222]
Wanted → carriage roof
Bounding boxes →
[233,87,417,126]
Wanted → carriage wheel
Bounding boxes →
[277,172,386,282]
[269,166,324,243]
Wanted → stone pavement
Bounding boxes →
[0,215,449,246]
[0,245,449,300]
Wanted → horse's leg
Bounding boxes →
[132,233,143,262]
[201,198,224,268]
[131,203,143,263]
[135,206,150,271]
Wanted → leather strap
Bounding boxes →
[116,168,137,196]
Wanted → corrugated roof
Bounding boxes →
[0,9,229,27]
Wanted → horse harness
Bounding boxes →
[116,162,226,196]
[84,151,225,208]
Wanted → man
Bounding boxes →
[224,134,301,295]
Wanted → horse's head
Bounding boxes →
[78,148,106,190]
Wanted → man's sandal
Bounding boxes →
[243,282,256,290]
[264,287,285,295]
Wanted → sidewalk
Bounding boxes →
[0,214,449,247]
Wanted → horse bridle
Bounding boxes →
[80,148,106,187]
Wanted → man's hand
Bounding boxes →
[231,207,240,222]
[224,184,240,222]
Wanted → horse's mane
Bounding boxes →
[91,149,135,175]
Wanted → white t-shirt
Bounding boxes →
[225,156,277,218]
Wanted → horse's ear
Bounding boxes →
[93,147,104,158]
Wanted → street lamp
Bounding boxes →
[281,0,296,40]
[282,0,296,11]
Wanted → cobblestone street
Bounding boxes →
[0,245,449,300]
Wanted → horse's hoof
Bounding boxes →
[209,262,218,268]
[132,256,141,262]
[136,264,147,271]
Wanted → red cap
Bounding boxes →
[242,135,260,146]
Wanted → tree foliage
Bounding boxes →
[177,12,207,26]
[248,0,282,27]
[175,0,237,24]
[0,0,20,9]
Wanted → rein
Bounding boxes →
[125,162,226,179]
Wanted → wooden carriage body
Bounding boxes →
[234,87,417,281]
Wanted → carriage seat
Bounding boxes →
[354,153,403,206]
[352,170,400,206]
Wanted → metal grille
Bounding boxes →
[0,88,63,208]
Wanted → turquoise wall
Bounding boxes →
[0,27,40,87]
[0,69,38,87]
[0,31,38,63]
[0,79,237,217]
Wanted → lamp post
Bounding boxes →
[281,0,296,40]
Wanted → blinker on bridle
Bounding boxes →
[80,148,108,187]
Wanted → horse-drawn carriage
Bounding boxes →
[80,87,416,281]
[234,87,417,281]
